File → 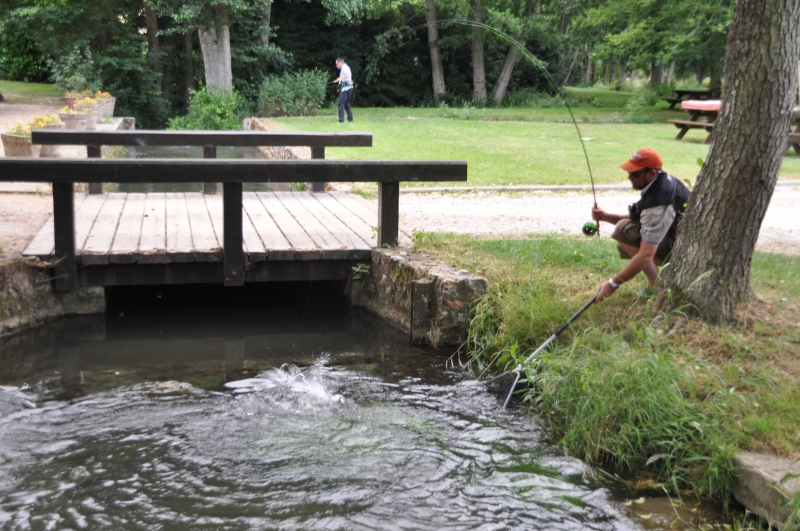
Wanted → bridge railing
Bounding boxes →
[31,129,374,194]
[1,130,467,291]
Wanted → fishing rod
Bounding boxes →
[365,20,601,237]
[486,294,598,409]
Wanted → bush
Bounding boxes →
[503,88,575,108]
[0,29,50,82]
[168,88,243,131]
[48,44,100,93]
[258,69,327,117]
[625,88,660,123]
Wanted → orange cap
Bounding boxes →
[620,148,663,172]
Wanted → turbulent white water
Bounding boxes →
[0,358,641,531]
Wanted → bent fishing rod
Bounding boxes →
[497,294,598,409]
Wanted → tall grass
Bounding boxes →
[414,233,800,507]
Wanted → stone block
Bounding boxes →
[731,452,800,529]
[346,249,487,347]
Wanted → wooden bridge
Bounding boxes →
[0,130,467,291]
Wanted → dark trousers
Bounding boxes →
[338,89,353,122]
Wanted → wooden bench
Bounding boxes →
[1,131,467,291]
[31,130,372,194]
[788,132,800,155]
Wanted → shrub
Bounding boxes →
[258,69,327,117]
[48,44,100,93]
[0,29,50,82]
[168,88,243,131]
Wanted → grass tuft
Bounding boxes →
[415,233,800,505]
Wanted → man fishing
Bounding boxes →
[333,57,354,123]
[591,148,690,302]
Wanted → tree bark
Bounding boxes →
[584,50,592,86]
[261,0,272,44]
[470,0,487,104]
[198,4,233,93]
[560,12,570,34]
[490,0,538,106]
[666,58,676,84]
[144,2,161,91]
[657,0,800,321]
[424,0,446,103]
[619,60,628,85]
[560,49,579,87]
[183,31,193,108]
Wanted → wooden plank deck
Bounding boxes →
[23,191,376,264]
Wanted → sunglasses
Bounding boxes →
[628,168,650,179]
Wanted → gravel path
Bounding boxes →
[370,187,799,255]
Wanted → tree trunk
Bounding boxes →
[709,61,723,92]
[470,0,487,104]
[198,5,233,93]
[631,69,639,85]
[183,31,193,108]
[560,12,570,34]
[144,2,161,91]
[603,62,610,84]
[650,61,664,85]
[584,51,592,86]
[261,0,272,44]
[619,61,628,85]
[561,49,579,87]
[425,0,446,103]
[490,0,538,106]
[657,0,800,321]
[666,58,676,84]
[162,39,172,96]
[697,64,706,84]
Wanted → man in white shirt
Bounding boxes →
[333,57,354,123]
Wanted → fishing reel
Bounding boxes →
[582,221,598,237]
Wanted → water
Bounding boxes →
[111,146,292,193]
[0,283,722,530]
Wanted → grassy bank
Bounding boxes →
[273,107,800,187]
[0,80,62,104]
[413,233,800,505]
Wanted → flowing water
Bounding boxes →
[0,283,724,530]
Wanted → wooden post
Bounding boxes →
[203,146,218,194]
[53,182,78,291]
[222,182,244,286]
[377,181,399,247]
[310,146,326,193]
[87,145,103,194]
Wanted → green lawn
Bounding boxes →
[0,80,62,104]
[273,107,800,187]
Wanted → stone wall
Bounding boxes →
[0,259,105,338]
[242,117,310,160]
[346,249,488,347]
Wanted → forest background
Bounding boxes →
[0,0,731,127]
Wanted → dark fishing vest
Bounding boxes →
[628,171,691,236]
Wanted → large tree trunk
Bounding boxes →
[424,0,446,103]
[584,51,592,85]
[657,0,800,321]
[144,2,162,91]
[490,0,538,106]
[198,5,233,93]
[261,0,272,44]
[470,0,487,104]
[183,31,193,108]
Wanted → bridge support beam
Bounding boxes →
[223,182,244,286]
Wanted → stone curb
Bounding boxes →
[731,452,800,529]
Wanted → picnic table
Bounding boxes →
[788,107,800,155]
[663,88,721,109]
[666,100,720,144]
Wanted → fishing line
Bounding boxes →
[364,19,600,236]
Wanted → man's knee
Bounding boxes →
[610,219,641,259]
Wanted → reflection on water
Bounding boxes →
[0,283,722,530]
[111,146,293,193]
